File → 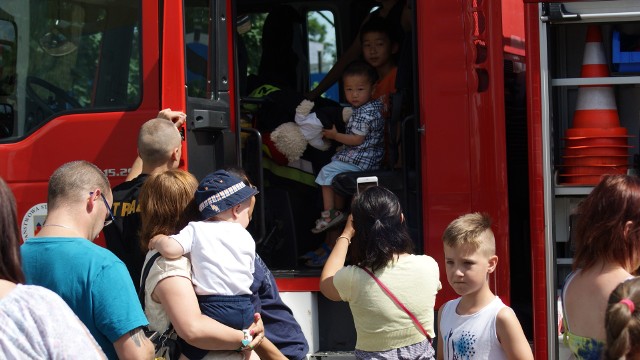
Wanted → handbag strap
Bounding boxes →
[360,266,431,341]
[139,252,162,310]
[138,252,177,337]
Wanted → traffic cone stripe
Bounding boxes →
[585,25,603,43]
[581,64,609,78]
[582,42,607,66]
[575,87,617,110]
[573,109,620,128]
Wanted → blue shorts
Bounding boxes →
[180,294,254,359]
[315,160,362,186]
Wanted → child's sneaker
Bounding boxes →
[311,209,346,234]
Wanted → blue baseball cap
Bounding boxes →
[195,170,258,219]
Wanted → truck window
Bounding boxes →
[238,8,337,99]
[0,1,141,141]
[307,10,338,101]
[185,0,211,99]
[0,17,16,138]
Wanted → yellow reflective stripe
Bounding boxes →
[261,155,317,187]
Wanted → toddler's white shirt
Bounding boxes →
[171,220,255,296]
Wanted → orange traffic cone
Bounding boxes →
[559,25,632,185]
[572,25,620,129]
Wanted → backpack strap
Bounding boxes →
[139,252,162,309]
[360,266,431,341]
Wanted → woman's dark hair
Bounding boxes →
[350,186,413,272]
[603,277,640,359]
[0,176,25,283]
[573,174,640,272]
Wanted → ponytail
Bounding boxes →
[603,278,640,359]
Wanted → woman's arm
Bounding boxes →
[320,216,355,301]
[154,276,258,350]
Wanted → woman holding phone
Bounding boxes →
[320,186,441,359]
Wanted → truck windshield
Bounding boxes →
[0,0,141,141]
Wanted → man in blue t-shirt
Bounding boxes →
[21,160,153,360]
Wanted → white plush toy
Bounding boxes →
[270,99,352,163]
[294,100,331,151]
[270,122,308,163]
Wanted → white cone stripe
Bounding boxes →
[576,87,617,110]
[582,42,607,65]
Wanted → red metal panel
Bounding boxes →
[417,0,510,309]
[226,1,238,133]
[524,3,548,359]
[0,1,161,246]
[417,0,472,308]
[502,0,525,59]
[275,277,320,292]
[161,0,188,170]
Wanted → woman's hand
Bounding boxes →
[342,214,355,239]
[248,313,264,341]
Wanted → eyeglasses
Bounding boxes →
[90,191,115,227]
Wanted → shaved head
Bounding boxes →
[137,118,182,168]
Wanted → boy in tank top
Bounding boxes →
[437,213,533,360]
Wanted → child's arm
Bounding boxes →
[148,234,185,259]
[322,126,365,146]
[253,337,287,360]
[436,308,444,360]
[496,307,534,360]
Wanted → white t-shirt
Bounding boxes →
[0,284,105,358]
[439,296,508,360]
[172,220,255,296]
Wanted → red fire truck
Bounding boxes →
[0,0,545,357]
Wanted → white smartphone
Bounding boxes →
[356,176,378,194]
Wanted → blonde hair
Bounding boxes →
[137,118,181,168]
[138,169,199,250]
[442,212,495,256]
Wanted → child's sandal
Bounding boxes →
[311,209,346,234]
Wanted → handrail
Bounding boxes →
[240,127,266,245]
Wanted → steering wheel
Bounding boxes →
[26,75,82,117]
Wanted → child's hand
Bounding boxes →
[148,234,166,250]
[322,125,338,140]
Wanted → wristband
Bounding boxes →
[241,329,252,347]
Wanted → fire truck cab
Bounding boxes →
[0,0,533,357]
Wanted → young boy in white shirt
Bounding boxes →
[149,169,259,359]
[437,212,533,360]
